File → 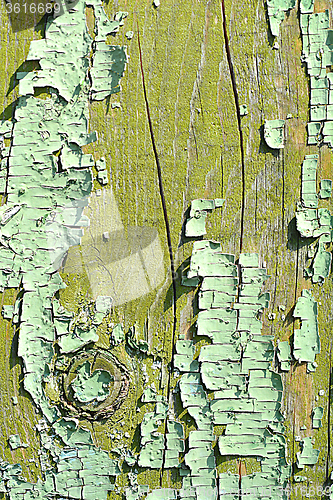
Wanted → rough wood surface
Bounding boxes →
[0,0,332,498]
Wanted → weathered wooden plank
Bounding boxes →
[0,0,332,498]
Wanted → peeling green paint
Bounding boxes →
[312,406,324,429]
[0,0,131,498]
[319,179,332,199]
[300,7,333,148]
[263,119,285,149]
[295,154,333,284]
[267,0,296,36]
[292,289,320,372]
[176,242,290,498]
[185,199,224,238]
[277,341,291,372]
[70,360,112,404]
[8,434,28,450]
[296,437,319,468]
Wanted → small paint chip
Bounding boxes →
[264,119,285,149]
[8,434,28,450]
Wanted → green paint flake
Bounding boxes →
[266,0,296,36]
[137,400,183,469]
[277,341,291,371]
[97,168,109,185]
[174,339,199,372]
[239,253,259,268]
[319,179,332,199]
[312,406,324,429]
[165,420,185,468]
[58,325,99,354]
[95,157,106,171]
[52,418,93,447]
[241,471,292,497]
[8,434,28,450]
[219,472,239,498]
[300,0,314,13]
[95,295,112,314]
[187,240,236,280]
[141,387,163,403]
[300,155,318,210]
[146,489,177,499]
[295,155,333,283]
[90,42,127,101]
[2,305,14,319]
[296,437,319,468]
[293,290,320,371]
[305,235,332,283]
[70,360,112,404]
[110,323,125,345]
[263,119,285,149]
[185,199,224,238]
[126,485,149,499]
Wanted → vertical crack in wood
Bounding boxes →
[195,75,205,125]
[290,231,299,477]
[292,406,296,473]
[326,342,332,483]
[238,459,242,500]
[191,123,199,161]
[220,0,245,254]
[220,151,224,198]
[137,23,178,485]
[281,150,285,234]
[137,23,177,366]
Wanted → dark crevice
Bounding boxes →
[195,76,205,124]
[55,150,63,173]
[326,342,332,482]
[137,24,177,485]
[191,123,199,161]
[281,149,285,235]
[220,0,245,255]
[238,459,242,500]
[255,55,264,116]
[137,25,177,364]
[220,152,224,198]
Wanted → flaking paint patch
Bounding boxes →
[266,0,296,37]
[292,289,320,372]
[174,242,290,499]
[295,154,332,283]
[263,119,285,149]
[185,198,224,237]
[300,7,333,147]
[0,1,130,498]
